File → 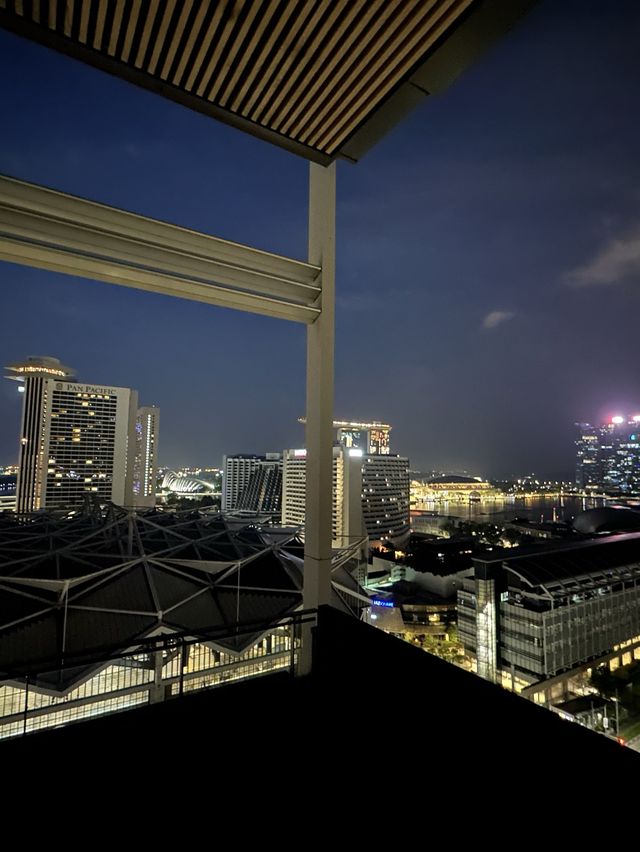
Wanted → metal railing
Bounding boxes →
[0,610,318,741]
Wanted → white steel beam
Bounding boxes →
[303,162,336,614]
[0,174,321,324]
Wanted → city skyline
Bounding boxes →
[2,1,640,478]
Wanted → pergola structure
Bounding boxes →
[0,1,534,629]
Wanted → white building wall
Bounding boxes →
[282,446,365,548]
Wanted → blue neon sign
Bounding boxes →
[372,599,394,608]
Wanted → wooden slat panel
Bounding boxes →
[63,0,74,37]
[247,0,340,124]
[230,0,303,113]
[32,0,40,25]
[14,0,24,15]
[134,0,160,69]
[217,0,280,108]
[159,0,194,82]
[319,0,472,153]
[302,0,448,145]
[107,0,126,57]
[78,0,90,45]
[146,0,176,74]
[183,1,226,91]
[92,0,108,50]
[276,0,385,136]
[120,0,142,63]
[195,0,248,98]
[206,1,263,103]
[47,0,56,30]
[298,0,432,145]
[172,0,209,86]
[274,0,404,135]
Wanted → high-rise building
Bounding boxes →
[361,454,410,546]
[236,457,282,514]
[575,422,603,489]
[7,357,138,512]
[293,417,409,546]
[133,406,160,508]
[222,453,281,512]
[282,446,365,548]
[576,416,640,493]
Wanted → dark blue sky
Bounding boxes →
[2,0,640,478]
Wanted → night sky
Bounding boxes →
[2,1,640,479]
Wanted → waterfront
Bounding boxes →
[413,495,608,526]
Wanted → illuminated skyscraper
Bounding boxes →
[7,357,138,512]
[361,454,410,546]
[293,417,408,545]
[575,422,603,489]
[576,415,640,493]
[133,406,160,508]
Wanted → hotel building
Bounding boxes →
[7,357,141,511]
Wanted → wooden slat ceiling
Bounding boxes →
[0,0,533,164]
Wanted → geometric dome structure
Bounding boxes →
[0,507,366,693]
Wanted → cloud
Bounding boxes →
[567,226,640,287]
[482,310,516,330]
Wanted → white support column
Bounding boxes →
[303,162,336,612]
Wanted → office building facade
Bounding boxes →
[458,535,640,692]
[133,406,160,508]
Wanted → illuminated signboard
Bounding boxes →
[372,599,394,608]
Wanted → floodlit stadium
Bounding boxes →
[0,506,366,738]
